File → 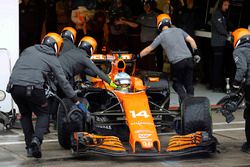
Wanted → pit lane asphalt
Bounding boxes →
[0,84,249,167]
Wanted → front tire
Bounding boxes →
[180,97,212,136]
[57,98,73,149]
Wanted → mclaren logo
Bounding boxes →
[131,121,154,126]
[138,134,152,139]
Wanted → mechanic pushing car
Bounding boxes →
[60,27,77,54]
[58,36,117,88]
[46,27,77,123]
[6,33,80,158]
[230,28,250,153]
[138,14,200,102]
[49,36,117,126]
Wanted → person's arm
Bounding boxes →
[121,19,139,28]
[80,55,111,84]
[114,18,139,28]
[184,31,200,63]
[233,52,247,83]
[185,35,197,50]
[139,35,161,58]
[84,68,97,77]
[140,45,154,58]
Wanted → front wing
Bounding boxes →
[71,132,216,158]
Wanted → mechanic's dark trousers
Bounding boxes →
[244,85,250,144]
[48,97,59,121]
[211,46,225,89]
[171,58,194,102]
[10,86,49,148]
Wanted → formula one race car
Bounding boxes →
[56,52,216,157]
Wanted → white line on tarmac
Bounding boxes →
[0,132,57,138]
[213,121,245,125]
[0,139,58,146]
[159,127,245,135]
[213,127,245,132]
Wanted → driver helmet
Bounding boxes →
[114,72,131,92]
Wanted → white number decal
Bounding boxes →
[130,110,150,118]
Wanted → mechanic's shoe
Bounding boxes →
[26,147,33,157]
[241,142,250,154]
[31,137,42,158]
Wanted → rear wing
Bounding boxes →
[91,53,133,62]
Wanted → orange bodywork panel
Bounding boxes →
[91,77,113,90]
[148,77,160,82]
[114,91,161,153]
[130,77,146,91]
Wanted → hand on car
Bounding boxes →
[109,81,118,89]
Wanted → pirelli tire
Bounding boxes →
[181,97,212,136]
[57,98,73,149]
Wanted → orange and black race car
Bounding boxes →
[56,52,217,158]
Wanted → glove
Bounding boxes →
[74,101,91,123]
[134,54,141,60]
[109,81,118,89]
[193,55,201,64]
[76,101,89,113]
[192,48,201,63]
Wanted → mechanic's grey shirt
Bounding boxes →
[150,28,192,64]
[233,43,250,85]
[211,9,228,47]
[8,45,76,99]
[136,11,158,43]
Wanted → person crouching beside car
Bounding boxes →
[230,28,250,153]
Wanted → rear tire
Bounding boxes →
[57,98,73,149]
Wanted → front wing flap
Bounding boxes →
[71,132,216,157]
